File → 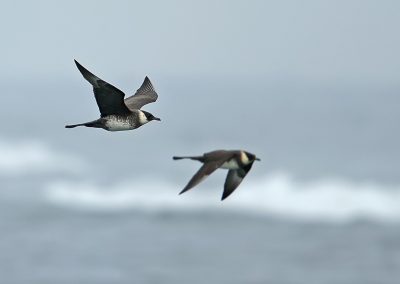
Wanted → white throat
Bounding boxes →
[240,151,250,165]
[138,110,149,125]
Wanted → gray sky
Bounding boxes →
[0,1,399,183]
[1,1,399,83]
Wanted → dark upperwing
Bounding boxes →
[74,60,131,117]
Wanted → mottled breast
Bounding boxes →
[104,115,137,131]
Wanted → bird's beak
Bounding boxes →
[154,117,161,121]
[255,157,261,161]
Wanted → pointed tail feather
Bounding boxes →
[173,156,188,160]
[65,123,85,128]
[173,156,203,161]
[65,119,102,129]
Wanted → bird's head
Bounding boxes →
[141,110,161,123]
[243,151,261,163]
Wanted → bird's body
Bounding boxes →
[66,110,149,131]
[104,114,138,131]
[66,60,160,131]
[173,150,260,200]
[104,112,145,131]
[220,151,251,169]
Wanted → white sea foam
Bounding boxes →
[44,172,400,223]
[0,139,87,175]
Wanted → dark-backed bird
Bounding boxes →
[173,150,260,200]
[65,60,160,131]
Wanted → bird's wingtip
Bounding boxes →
[144,76,152,85]
[221,190,232,201]
[179,186,191,195]
[74,60,84,71]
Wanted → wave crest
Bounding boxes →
[44,173,400,222]
[0,139,87,175]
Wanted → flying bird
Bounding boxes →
[66,60,160,131]
[173,150,260,200]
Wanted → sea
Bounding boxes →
[0,80,399,283]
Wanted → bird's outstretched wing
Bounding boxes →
[222,162,254,200]
[75,60,131,117]
[179,159,229,195]
[124,76,158,110]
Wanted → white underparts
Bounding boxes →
[221,151,251,170]
[104,115,135,131]
[105,119,133,131]
[221,159,240,170]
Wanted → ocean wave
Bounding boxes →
[43,173,400,223]
[0,139,87,175]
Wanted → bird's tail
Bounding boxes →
[65,119,102,129]
[65,123,86,128]
[173,156,204,162]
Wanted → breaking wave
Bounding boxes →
[0,139,87,175]
[44,172,400,223]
